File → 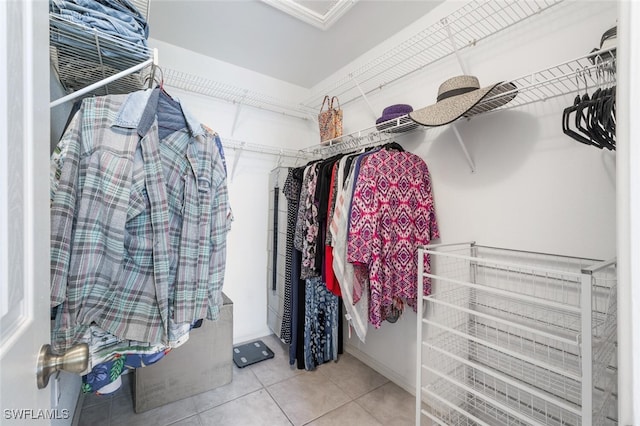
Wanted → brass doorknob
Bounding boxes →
[36,343,89,389]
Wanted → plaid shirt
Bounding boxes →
[50,89,230,353]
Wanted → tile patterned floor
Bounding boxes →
[77,334,420,426]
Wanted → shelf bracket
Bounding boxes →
[452,124,475,173]
[350,74,378,120]
[274,149,284,170]
[442,18,469,75]
[230,89,248,137]
[229,142,245,183]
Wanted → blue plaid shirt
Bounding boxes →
[50,89,230,353]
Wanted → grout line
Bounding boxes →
[299,399,353,426]
[261,386,295,426]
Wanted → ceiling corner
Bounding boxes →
[260,0,358,30]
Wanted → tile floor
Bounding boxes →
[77,334,420,426]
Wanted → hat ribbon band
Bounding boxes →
[437,86,477,102]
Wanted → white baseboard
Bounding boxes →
[344,343,416,397]
[234,327,273,345]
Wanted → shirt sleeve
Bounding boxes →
[50,109,83,307]
[346,154,379,266]
[207,157,231,320]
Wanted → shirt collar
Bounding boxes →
[112,88,205,138]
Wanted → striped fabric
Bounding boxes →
[50,89,230,353]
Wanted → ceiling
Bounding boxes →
[148,1,444,88]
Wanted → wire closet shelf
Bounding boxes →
[161,68,317,121]
[416,242,617,426]
[302,46,616,158]
[303,0,564,110]
[49,13,155,107]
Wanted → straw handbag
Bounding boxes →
[318,95,343,144]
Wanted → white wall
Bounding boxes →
[323,0,618,392]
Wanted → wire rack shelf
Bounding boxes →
[49,13,154,107]
[161,68,317,121]
[465,47,617,117]
[303,46,616,159]
[304,0,563,110]
[423,370,579,426]
[416,243,617,426]
[423,295,582,380]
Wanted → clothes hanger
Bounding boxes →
[587,87,615,150]
[381,141,405,152]
[563,69,599,148]
[573,66,603,147]
[587,63,616,149]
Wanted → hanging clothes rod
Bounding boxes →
[50,56,154,108]
[220,138,313,160]
[300,115,419,157]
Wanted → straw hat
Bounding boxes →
[409,75,517,127]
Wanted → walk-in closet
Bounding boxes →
[2,0,639,425]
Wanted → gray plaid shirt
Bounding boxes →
[50,89,230,353]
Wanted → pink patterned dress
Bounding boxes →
[347,149,439,328]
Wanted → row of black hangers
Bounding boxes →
[562,67,616,151]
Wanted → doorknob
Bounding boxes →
[36,343,89,389]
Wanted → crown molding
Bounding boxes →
[261,0,358,30]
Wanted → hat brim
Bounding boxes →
[409,82,518,127]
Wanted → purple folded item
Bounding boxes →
[376,104,417,132]
[382,104,413,115]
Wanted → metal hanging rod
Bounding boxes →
[304,0,563,110]
[220,137,314,160]
[221,137,314,183]
[299,118,417,157]
[162,68,316,121]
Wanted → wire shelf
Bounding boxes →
[424,245,615,317]
[423,322,583,406]
[49,13,153,101]
[162,68,317,121]
[417,243,617,426]
[423,299,582,380]
[426,285,582,348]
[424,361,581,426]
[304,0,563,110]
[422,379,530,426]
[299,116,419,157]
[466,47,617,117]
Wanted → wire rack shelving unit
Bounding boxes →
[49,0,154,108]
[416,242,618,426]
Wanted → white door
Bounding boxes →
[0,1,53,424]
